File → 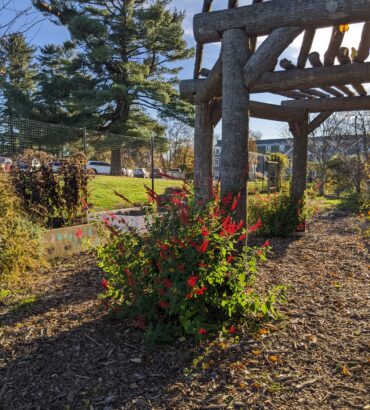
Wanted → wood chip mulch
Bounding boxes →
[0,213,369,410]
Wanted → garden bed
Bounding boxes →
[0,212,368,409]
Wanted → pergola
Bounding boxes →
[179,0,370,225]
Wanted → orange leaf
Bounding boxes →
[339,24,349,33]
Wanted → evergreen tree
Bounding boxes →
[0,33,36,118]
[33,0,194,174]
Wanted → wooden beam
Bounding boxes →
[244,26,302,87]
[354,22,370,63]
[211,99,307,125]
[193,0,370,44]
[275,91,316,100]
[249,0,264,52]
[197,56,222,103]
[290,116,309,202]
[221,28,251,227]
[324,26,344,66]
[297,30,316,69]
[307,111,333,133]
[179,62,370,99]
[251,61,370,94]
[193,0,213,79]
[337,47,351,64]
[282,95,370,112]
[194,102,214,201]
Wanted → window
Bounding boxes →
[214,158,220,167]
[271,145,280,152]
[258,146,266,153]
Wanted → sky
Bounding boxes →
[1,0,369,139]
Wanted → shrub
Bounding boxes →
[248,191,314,237]
[10,150,91,227]
[97,185,283,344]
[0,172,45,281]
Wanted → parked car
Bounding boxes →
[0,156,12,172]
[151,168,164,178]
[87,160,111,174]
[133,168,150,178]
[166,168,186,180]
[123,168,134,177]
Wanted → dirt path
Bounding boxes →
[0,213,368,410]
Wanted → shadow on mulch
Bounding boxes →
[0,262,102,328]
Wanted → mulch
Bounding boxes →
[0,212,369,410]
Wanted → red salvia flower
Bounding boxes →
[158,300,169,309]
[231,192,241,212]
[163,278,172,289]
[197,240,209,253]
[262,240,270,247]
[201,226,209,238]
[248,218,262,233]
[195,286,207,295]
[158,242,169,251]
[227,255,234,263]
[238,233,247,242]
[170,196,182,206]
[221,192,233,206]
[124,268,132,277]
[187,275,198,288]
[101,278,108,289]
[185,292,193,299]
[198,328,207,335]
[229,325,236,334]
[158,288,166,296]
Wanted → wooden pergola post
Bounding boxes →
[221,28,251,224]
[194,102,214,202]
[290,114,309,202]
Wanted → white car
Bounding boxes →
[87,160,111,174]
[133,168,150,178]
[123,168,134,177]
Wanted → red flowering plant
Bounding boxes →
[96,183,282,344]
[248,190,315,237]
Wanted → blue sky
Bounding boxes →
[1,0,368,139]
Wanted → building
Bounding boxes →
[214,140,266,180]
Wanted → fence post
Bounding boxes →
[83,127,87,155]
[151,135,155,192]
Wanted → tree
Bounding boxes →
[0,33,36,119]
[33,0,194,175]
[308,113,347,195]
[160,118,193,171]
[0,1,42,41]
[336,111,369,193]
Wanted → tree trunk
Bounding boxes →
[221,28,251,227]
[194,102,214,202]
[111,146,123,176]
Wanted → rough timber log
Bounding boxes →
[193,0,213,79]
[211,99,307,125]
[243,26,302,87]
[354,22,370,63]
[307,111,333,133]
[297,30,316,69]
[193,0,370,44]
[324,26,344,66]
[290,117,309,203]
[221,28,250,226]
[282,95,370,112]
[197,56,222,103]
[179,62,370,99]
[275,91,315,100]
[194,102,214,201]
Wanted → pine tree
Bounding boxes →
[33,0,194,174]
[0,33,36,118]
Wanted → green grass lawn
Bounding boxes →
[90,177,267,211]
[90,176,182,211]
